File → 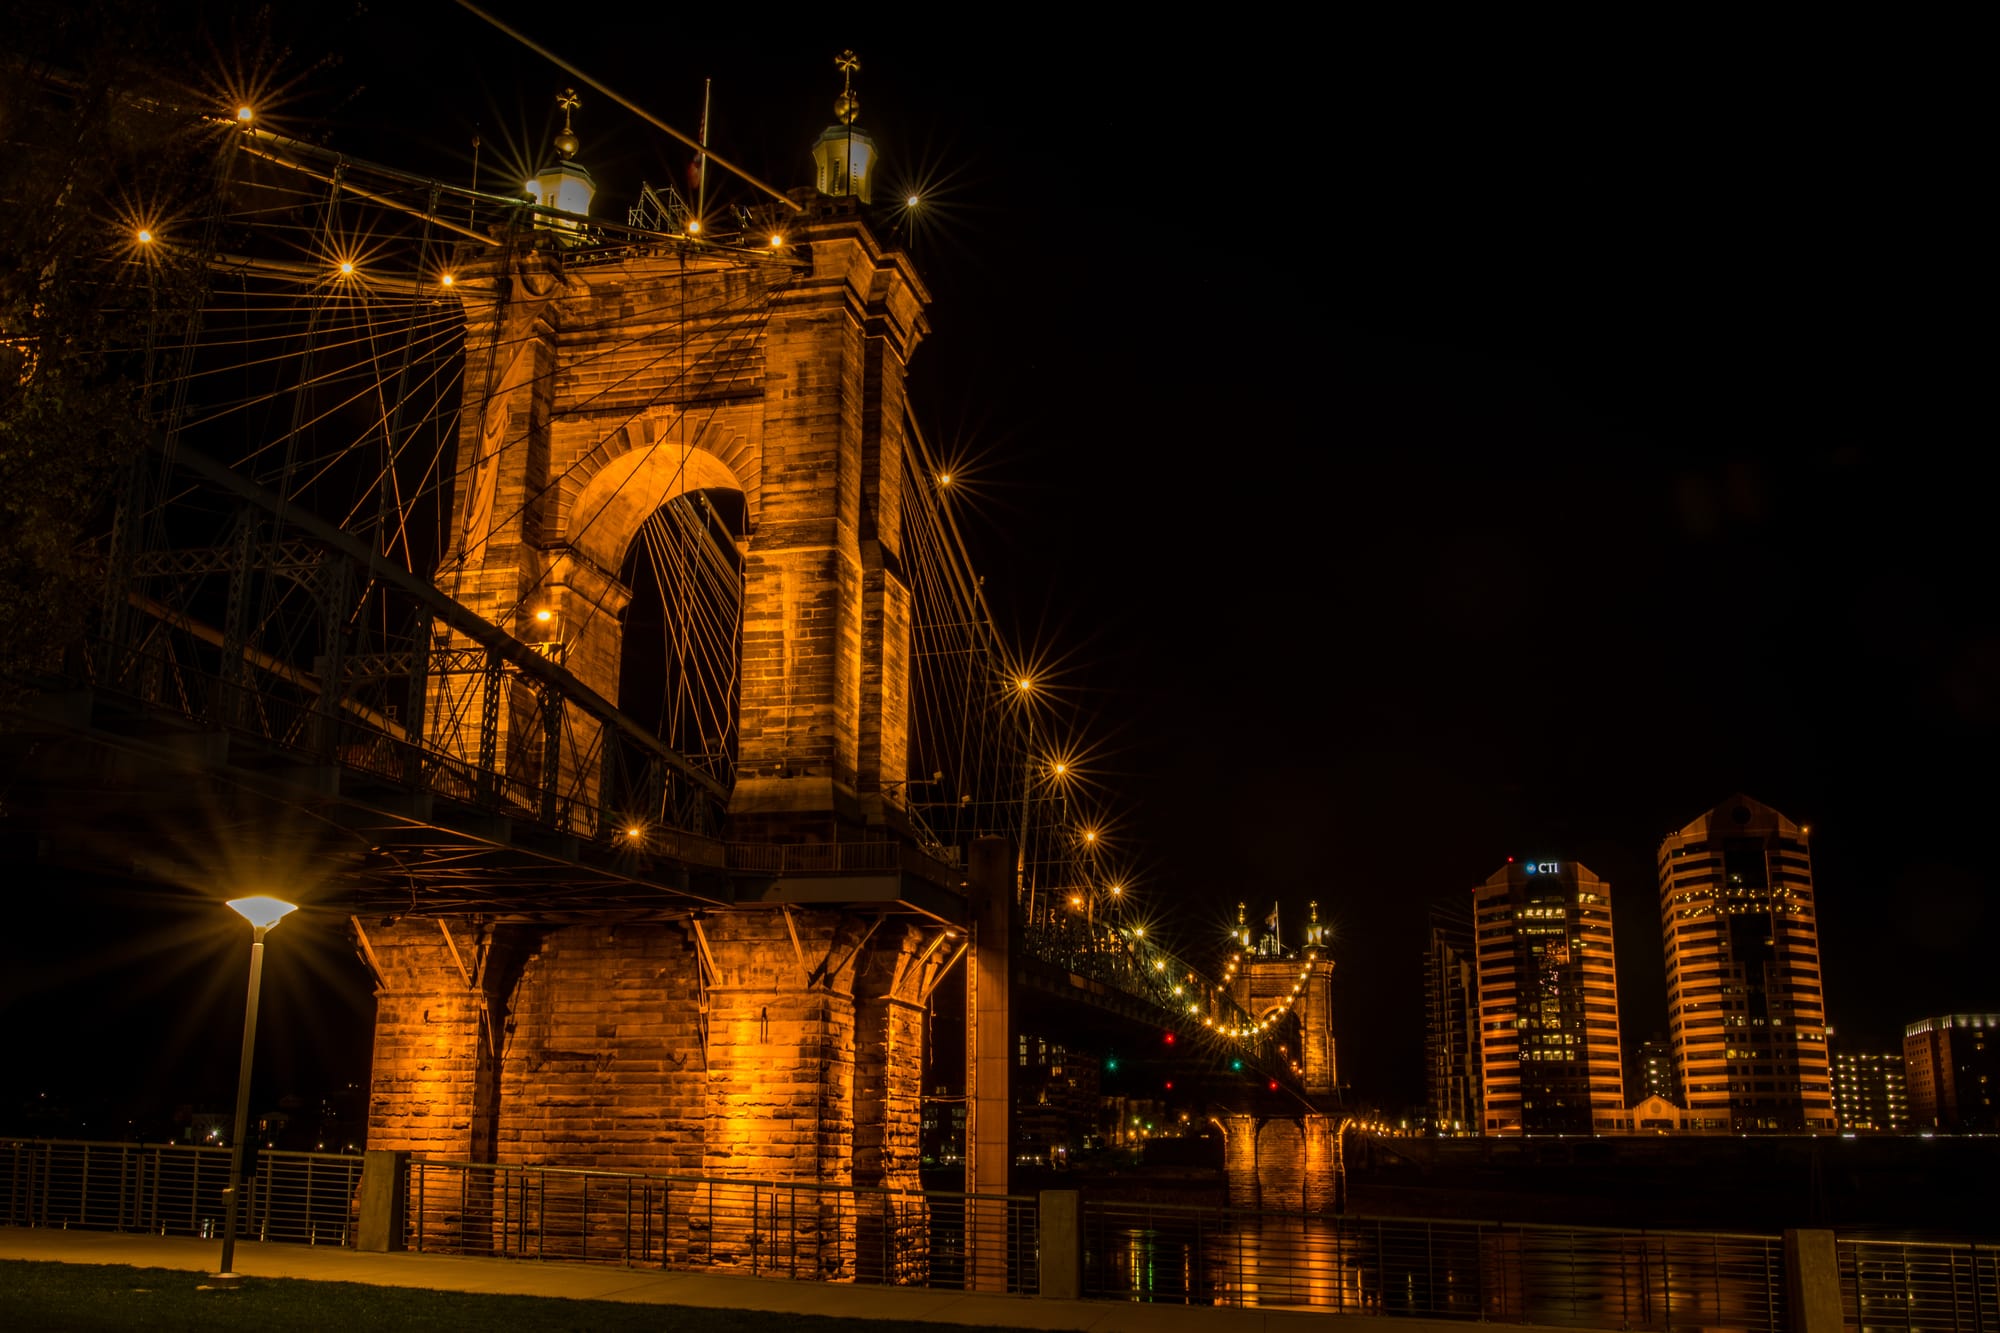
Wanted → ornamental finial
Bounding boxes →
[834,50,861,125]
[554,88,581,158]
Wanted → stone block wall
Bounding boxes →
[427,216,925,839]
[364,906,947,1280]
[496,922,707,1173]
[364,919,507,1162]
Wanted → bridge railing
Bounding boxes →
[1083,1197,1792,1328]
[404,1157,1037,1293]
[1,1139,360,1248]
[76,629,726,851]
[86,443,737,844]
[1838,1237,2000,1332]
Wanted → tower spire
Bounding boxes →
[811,49,876,203]
[555,87,581,158]
[528,87,594,238]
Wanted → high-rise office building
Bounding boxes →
[1905,1014,1998,1132]
[1628,1034,1677,1103]
[1658,795,1835,1133]
[1424,903,1481,1135]
[1831,1049,1908,1132]
[1473,859,1624,1134]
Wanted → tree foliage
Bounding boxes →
[0,3,216,696]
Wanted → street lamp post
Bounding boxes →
[216,895,297,1280]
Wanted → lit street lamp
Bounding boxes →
[216,895,296,1281]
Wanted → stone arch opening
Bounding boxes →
[617,488,746,774]
[554,442,750,784]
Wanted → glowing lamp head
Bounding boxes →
[137,229,153,244]
[686,219,702,235]
[534,608,553,623]
[770,234,784,248]
[227,896,297,931]
[440,273,454,287]
[937,472,952,487]
[906,194,920,207]
[1015,676,1032,693]
[1109,884,1122,896]
[339,261,354,276]
[625,825,642,839]
[236,106,253,123]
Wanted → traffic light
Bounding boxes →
[1230,1059,1243,1072]
[1105,1055,1119,1072]
[1162,1031,1176,1046]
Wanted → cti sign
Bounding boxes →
[1523,861,1561,874]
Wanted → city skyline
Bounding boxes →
[2,5,1992,1122]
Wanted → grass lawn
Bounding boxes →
[0,1260,1030,1331]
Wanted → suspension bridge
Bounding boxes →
[2,57,1336,1244]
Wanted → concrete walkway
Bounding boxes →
[0,1226,1578,1332]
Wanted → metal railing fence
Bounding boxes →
[404,1158,1037,1292]
[1,1139,361,1248]
[15,1136,1996,1331]
[1083,1199,1789,1330]
[1840,1237,1999,1332]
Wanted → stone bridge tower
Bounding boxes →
[432,99,926,843]
[1226,901,1339,1099]
[362,79,951,1276]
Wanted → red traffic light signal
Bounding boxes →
[1268,1080,1279,1091]
[1162,1032,1176,1045]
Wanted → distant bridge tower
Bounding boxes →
[1226,900,1338,1099]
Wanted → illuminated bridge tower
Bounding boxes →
[1224,901,1338,1098]
[1472,859,1624,1135]
[363,70,951,1273]
[1659,795,1834,1133]
[431,80,925,843]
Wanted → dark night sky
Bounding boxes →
[3,6,1990,1121]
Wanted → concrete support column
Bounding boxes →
[355,1149,408,1252]
[965,835,1014,1291]
[1038,1190,1083,1300]
[1784,1229,1842,1333]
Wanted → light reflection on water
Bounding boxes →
[1090,1215,1787,1329]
